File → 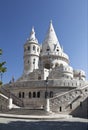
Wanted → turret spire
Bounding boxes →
[28,27,38,43]
[42,21,62,53]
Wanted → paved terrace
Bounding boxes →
[0,116,88,130]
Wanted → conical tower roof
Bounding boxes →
[28,27,38,43]
[42,21,62,53]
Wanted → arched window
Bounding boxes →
[28,46,30,51]
[33,45,35,51]
[33,92,36,98]
[29,92,31,98]
[60,106,62,112]
[19,92,21,98]
[37,92,40,98]
[22,92,25,98]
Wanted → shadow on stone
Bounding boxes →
[70,97,88,119]
[0,121,88,130]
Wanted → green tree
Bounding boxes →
[0,49,7,85]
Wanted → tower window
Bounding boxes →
[33,92,36,98]
[28,46,30,50]
[33,45,36,51]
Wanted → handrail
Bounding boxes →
[50,83,88,101]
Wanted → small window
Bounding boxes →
[19,92,21,98]
[22,92,25,98]
[37,92,40,98]
[29,92,31,98]
[28,46,30,50]
[33,46,35,51]
[60,106,62,112]
[33,92,36,98]
[70,104,72,109]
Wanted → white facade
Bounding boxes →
[22,21,86,81]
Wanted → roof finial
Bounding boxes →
[50,20,52,24]
[28,26,38,43]
[31,26,35,34]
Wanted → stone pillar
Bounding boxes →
[45,98,50,112]
[8,98,13,109]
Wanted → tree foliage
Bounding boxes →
[0,49,7,85]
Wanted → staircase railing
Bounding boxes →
[49,84,88,112]
[0,86,24,107]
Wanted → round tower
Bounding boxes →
[41,21,69,69]
[23,27,40,74]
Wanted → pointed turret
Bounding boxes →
[23,27,40,74]
[42,21,62,53]
[28,27,38,43]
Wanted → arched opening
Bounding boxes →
[33,92,36,98]
[37,92,40,98]
[19,92,21,98]
[22,92,25,98]
[60,106,62,112]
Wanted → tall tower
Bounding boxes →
[23,27,40,74]
[41,21,69,69]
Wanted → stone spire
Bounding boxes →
[42,20,62,53]
[28,27,38,43]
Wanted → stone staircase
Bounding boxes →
[49,84,88,113]
[0,93,9,110]
[0,86,24,107]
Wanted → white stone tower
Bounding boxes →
[23,27,40,74]
[41,21,69,68]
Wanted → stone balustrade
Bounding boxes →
[49,84,88,112]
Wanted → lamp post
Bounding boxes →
[45,77,50,112]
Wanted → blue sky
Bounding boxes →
[0,0,87,83]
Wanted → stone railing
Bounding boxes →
[49,84,88,112]
[0,86,24,107]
